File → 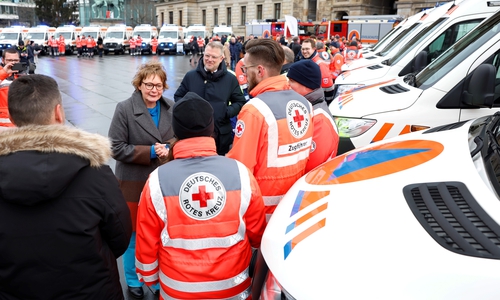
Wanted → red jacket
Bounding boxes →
[136,137,265,299]
[310,52,334,94]
[227,76,313,220]
[0,69,15,128]
[304,89,339,172]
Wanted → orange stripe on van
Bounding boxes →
[446,5,459,15]
[371,123,394,143]
[399,125,411,135]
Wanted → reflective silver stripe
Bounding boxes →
[135,259,158,272]
[0,118,12,124]
[159,267,249,293]
[160,286,251,300]
[236,161,251,218]
[163,222,245,250]
[263,195,283,206]
[137,272,159,283]
[251,98,312,168]
[148,169,171,246]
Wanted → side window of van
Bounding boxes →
[426,19,483,63]
[486,51,500,104]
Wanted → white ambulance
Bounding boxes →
[255,110,500,299]
[55,25,83,54]
[212,24,232,39]
[103,24,133,54]
[132,24,158,55]
[26,25,56,55]
[157,24,184,55]
[335,0,498,90]
[342,2,454,71]
[0,26,28,54]
[329,9,500,149]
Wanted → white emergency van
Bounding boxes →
[55,25,82,54]
[0,26,28,54]
[329,9,500,149]
[212,24,232,39]
[103,24,133,54]
[157,24,184,55]
[186,24,208,42]
[26,25,56,55]
[335,0,498,91]
[254,110,500,299]
[132,24,158,55]
[342,3,454,71]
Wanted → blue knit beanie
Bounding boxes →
[287,60,321,90]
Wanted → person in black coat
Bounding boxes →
[174,41,246,155]
[0,74,132,300]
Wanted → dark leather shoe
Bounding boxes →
[128,286,144,299]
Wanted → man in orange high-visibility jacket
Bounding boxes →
[150,36,158,55]
[76,35,82,57]
[227,39,314,222]
[0,48,21,128]
[136,92,265,299]
[58,35,65,55]
[288,60,339,172]
[80,35,88,56]
[129,36,135,55]
[135,35,142,55]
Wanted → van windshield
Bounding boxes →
[159,31,178,39]
[134,31,151,39]
[56,32,72,40]
[106,32,124,39]
[82,31,98,38]
[188,31,205,38]
[0,33,19,40]
[371,27,401,52]
[377,23,421,56]
[27,33,45,40]
[388,18,447,66]
[416,12,500,90]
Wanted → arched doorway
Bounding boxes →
[334,11,348,21]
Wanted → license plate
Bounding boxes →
[109,48,114,51]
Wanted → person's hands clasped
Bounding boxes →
[154,142,169,158]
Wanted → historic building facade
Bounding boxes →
[153,0,444,36]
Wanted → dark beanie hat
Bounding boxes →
[172,92,214,140]
[287,60,321,90]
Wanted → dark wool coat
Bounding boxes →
[173,59,246,155]
[0,125,132,300]
[108,91,175,230]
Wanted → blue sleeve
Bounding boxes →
[150,145,157,159]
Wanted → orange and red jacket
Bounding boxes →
[304,89,339,172]
[86,37,92,47]
[76,38,82,48]
[310,52,334,92]
[49,38,58,47]
[344,45,363,61]
[135,37,142,47]
[150,38,158,47]
[135,137,266,299]
[89,39,96,48]
[58,37,65,46]
[0,69,14,128]
[80,38,87,47]
[330,52,345,81]
[129,38,136,48]
[227,75,314,221]
[234,59,250,101]
[197,37,204,48]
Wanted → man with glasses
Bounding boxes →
[0,47,22,128]
[174,41,245,155]
[227,39,314,222]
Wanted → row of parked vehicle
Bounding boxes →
[0,23,221,56]
[254,1,500,299]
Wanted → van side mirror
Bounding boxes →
[412,50,428,74]
[462,64,495,108]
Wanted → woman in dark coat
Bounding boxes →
[108,61,175,299]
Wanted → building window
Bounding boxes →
[227,7,231,25]
[214,8,218,26]
[169,11,173,24]
[202,10,206,26]
[257,5,263,20]
[161,12,164,26]
[241,6,246,25]
[179,10,182,26]
[274,3,281,20]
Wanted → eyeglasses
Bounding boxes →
[142,82,164,90]
[204,54,222,60]
[5,59,20,63]
[240,65,258,74]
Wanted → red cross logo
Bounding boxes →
[293,110,304,128]
[192,185,213,208]
[236,123,243,134]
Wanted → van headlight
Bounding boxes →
[334,117,377,138]
[334,84,364,99]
